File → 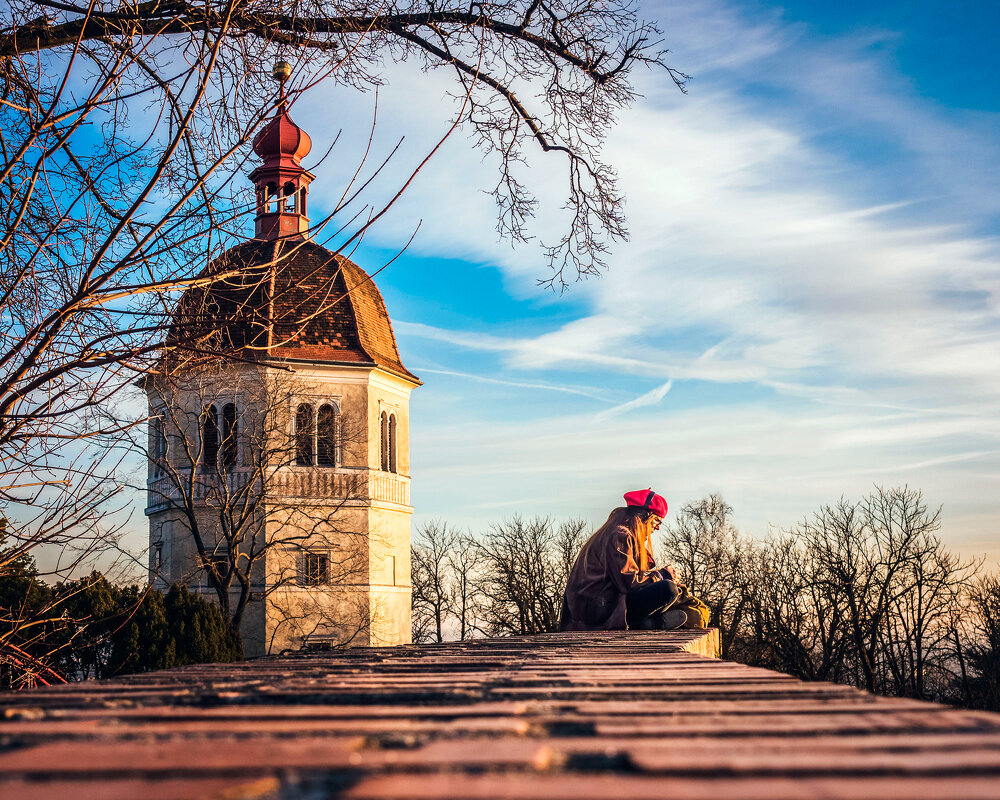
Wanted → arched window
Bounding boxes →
[150,416,166,475]
[388,414,397,474]
[317,404,338,467]
[299,186,307,216]
[282,182,296,212]
[265,182,278,213]
[201,405,219,468]
[380,411,389,471]
[221,403,238,469]
[296,404,315,466]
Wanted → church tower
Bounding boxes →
[145,65,419,656]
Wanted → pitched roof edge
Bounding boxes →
[336,254,420,383]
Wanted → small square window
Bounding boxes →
[303,552,330,586]
[204,553,229,586]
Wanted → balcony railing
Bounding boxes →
[270,469,360,500]
[146,468,256,510]
[370,471,410,506]
[147,467,409,512]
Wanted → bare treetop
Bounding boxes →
[2,0,686,286]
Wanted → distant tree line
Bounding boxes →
[0,543,241,690]
[411,487,1000,711]
[411,517,587,641]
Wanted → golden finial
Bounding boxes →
[272,60,292,82]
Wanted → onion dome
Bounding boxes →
[249,92,315,241]
[252,106,312,169]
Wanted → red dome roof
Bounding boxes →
[167,240,418,383]
[252,106,312,166]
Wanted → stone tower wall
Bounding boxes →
[146,363,415,657]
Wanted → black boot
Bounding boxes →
[631,615,659,630]
[639,609,687,630]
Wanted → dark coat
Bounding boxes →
[559,514,664,631]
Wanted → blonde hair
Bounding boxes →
[598,506,658,572]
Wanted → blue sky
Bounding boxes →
[284,0,1000,563]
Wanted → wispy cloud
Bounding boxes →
[293,0,1000,563]
[414,367,616,403]
[596,381,674,420]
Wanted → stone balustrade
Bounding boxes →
[145,468,256,511]
[146,467,410,512]
[370,470,410,506]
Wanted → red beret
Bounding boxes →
[624,488,668,518]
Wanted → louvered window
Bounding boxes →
[380,411,389,471]
[201,406,219,467]
[388,414,397,474]
[317,404,338,466]
[296,404,315,466]
[221,403,238,469]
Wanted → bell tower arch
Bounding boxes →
[249,62,315,241]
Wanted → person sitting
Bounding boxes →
[559,489,709,631]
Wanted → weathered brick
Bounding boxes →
[1,630,998,800]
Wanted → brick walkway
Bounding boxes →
[2,630,1000,799]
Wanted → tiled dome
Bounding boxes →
[168,239,418,383]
